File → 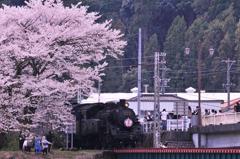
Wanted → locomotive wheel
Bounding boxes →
[79,135,99,149]
[101,134,113,149]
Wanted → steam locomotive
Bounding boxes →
[71,99,142,149]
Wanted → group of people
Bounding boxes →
[19,131,52,155]
[204,109,221,115]
[143,109,169,130]
[190,106,224,116]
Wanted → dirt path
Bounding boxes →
[0,150,105,159]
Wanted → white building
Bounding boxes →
[128,93,223,117]
[81,87,240,116]
[128,94,188,118]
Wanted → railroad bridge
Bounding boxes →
[191,123,240,148]
[97,110,240,159]
[110,113,240,159]
[141,112,240,148]
[191,112,240,148]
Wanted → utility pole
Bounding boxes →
[137,28,142,117]
[153,52,160,148]
[197,44,202,127]
[185,44,214,148]
[197,41,204,148]
[222,58,236,108]
[98,80,101,103]
[153,52,170,148]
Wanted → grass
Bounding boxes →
[0,150,104,159]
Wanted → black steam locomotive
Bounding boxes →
[71,99,142,149]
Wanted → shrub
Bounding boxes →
[0,132,19,151]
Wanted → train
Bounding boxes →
[71,99,143,149]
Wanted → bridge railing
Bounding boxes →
[141,118,190,134]
[141,121,159,134]
[167,118,190,131]
[202,112,240,126]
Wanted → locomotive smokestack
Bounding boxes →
[119,99,127,107]
[119,99,125,106]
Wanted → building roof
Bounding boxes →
[128,94,187,102]
[81,93,137,104]
[176,92,240,102]
[81,92,240,104]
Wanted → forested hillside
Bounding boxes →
[1,0,240,93]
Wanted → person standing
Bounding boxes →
[46,131,53,153]
[188,106,192,119]
[22,139,28,152]
[193,106,199,115]
[161,109,168,130]
[41,136,52,155]
[34,135,42,153]
[19,132,25,151]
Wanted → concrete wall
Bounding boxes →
[192,133,240,148]
[206,133,240,148]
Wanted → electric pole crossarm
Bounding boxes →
[222,58,236,108]
[159,52,170,95]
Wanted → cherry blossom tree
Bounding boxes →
[0,0,126,132]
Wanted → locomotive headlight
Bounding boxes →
[124,117,133,128]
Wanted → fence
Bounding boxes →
[202,112,240,126]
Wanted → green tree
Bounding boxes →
[101,58,124,92]
[142,33,159,91]
[204,4,237,91]
[143,34,159,66]
[119,67,138,92]
[184,17,210,91]
[233,22,240,90]
[0,0,11,5]
[164,16,187,91]
[191,0,210,15]
[217,5,237,58]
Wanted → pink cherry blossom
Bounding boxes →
[0,0,126,132]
